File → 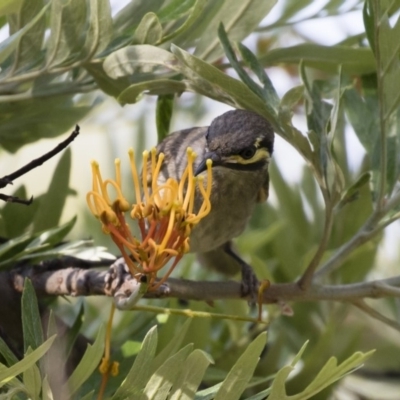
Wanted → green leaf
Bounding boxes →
[194,0,276,62]
[337,172,371,209]
[363,0,375,53]
[214,332,266,400]
[33,148,73,232]
[22,279,44,353]
[45,0,87,67]
[28,217,76,251]
[160,0,208,44]
[343,87,379,155]
[2,228,67,267]
[112,325,158,400]
[0,185,40,238]
[279,85,304,121]
[152,318,192,372]
[142,344,194,400]
[171,45,276,123]
[267,342,375,400]
[23,350,42,400]
[84,61,132,98]
[0,1,49,64]
[218,23,269,108]
[82,0,113,58]
[0,95,92,154]
[42,375,54,400]
[80,391,95,400]
[0,0,23,16]
[112,0,165,34]
[156,94,174,142]
[118,80,185,105]
[0,364,25,391]
[63,325,105,396]
[170,349,213,400]
[121,341,142,358]
[377,3,400,119]
[103,45,177,79]
[237,42,280,109]
[157,0,195,22]
[134,12,162,45]
[194,383,223,400]
[0,232,33,263]
[65,301,85,359]
[7,0,47,71]
[259,44,376,75]
[0,336,19,367]
[0,335,56,389]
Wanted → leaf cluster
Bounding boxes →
[0,289,373,399]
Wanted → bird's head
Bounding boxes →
[195,109,274,176]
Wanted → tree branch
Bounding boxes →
[9,263,400,306]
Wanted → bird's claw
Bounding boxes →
[240,262,259,305]
[104,257,130,295]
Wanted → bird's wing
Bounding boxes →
[145,127,208,185]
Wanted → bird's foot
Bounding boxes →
[104,257,130,296]
[240,262,259,304]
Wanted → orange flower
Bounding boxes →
[87,147,212,290]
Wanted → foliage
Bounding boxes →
[0,292,374,399]
[1,0,400,399]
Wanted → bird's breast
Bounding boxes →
[189,166,265,253]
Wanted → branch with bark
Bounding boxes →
[9,259,400,305]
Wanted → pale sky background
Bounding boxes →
[0,0,398,269]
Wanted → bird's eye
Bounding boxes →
[239,146,256,160]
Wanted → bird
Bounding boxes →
[154,109,275,298]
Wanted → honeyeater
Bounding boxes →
[154,109,274,298]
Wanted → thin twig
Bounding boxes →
[313,210,385,280]
[0,125,80,204]
[298,202,333,289]
[352,299,400,332]
[0,125,80,189]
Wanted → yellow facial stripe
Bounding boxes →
[226,148,270,165]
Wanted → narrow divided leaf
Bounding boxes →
[152,318,192,372]
[0,335,56,389]
[214,332,267,400]
[23,351,42,400]
[22,279,44,353]
[0,336,19,367]
[170,349,214,400]
[267,342,374,400]
[142,344,194,400]
[112,325,158,400]
[33,148,73,233]
[63,325,105,396]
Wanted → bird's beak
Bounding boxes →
[194,151,221,176]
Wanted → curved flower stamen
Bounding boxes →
[87,147,213,290]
